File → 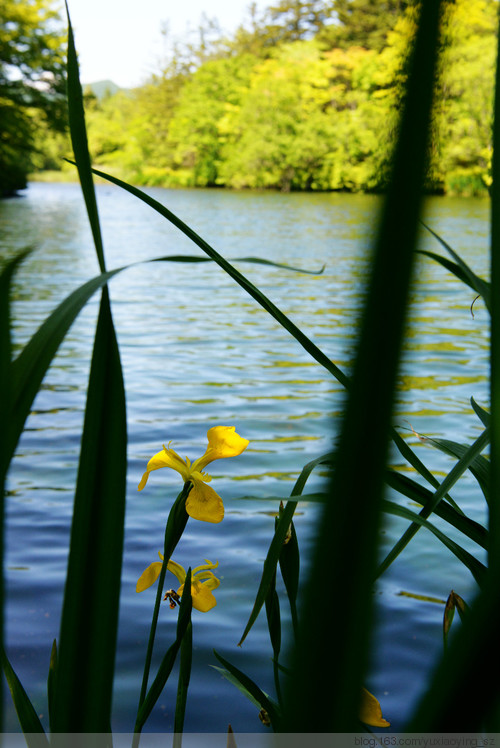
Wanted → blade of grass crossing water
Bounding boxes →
[0,248,34,733]
[377,427,490,579]
[88,165,349,390]
[1,648,48,743]
[490,0,500,575]
[173,620,193,742]
[52,288,127,731]
[65,2,105,272]
[282,0,444,731]
[9,268,122,463]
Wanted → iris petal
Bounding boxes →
[136,561,163,593]
[192,426,249,472]
[166,559,187,584]
[186,479,224,523]
[138,445,190,491]
[178,580,218,612]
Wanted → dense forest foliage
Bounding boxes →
[7,0,499,195]
[0,0,66,195]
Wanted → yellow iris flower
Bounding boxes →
[359,687,390,727]
[136,553,220,612]
[138,426,249,523]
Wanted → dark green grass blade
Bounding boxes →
[237,482,488,552]
[406,7,500,733]
[135,570,193,732]
[265,569,283,706]
[278,520,300,638]
[423,436,490,505]
[212,651,280,728]
[0,248,32,474]
[52,288,127,731]
[238,500,297,647]
[420,224,491,311]
[265,570,281,660]
[385,470,488,550]
[1,648,48,741]
[150,254,325,274]
[8,251,279,468]
[282,0,444,731]
[381,500,487,586]
[392,428,446,493]
[238,451,327,646]
[407,572,500,730]
[0,248,34,734]
[406,18,500,727]
[173,620,193,740]
[47,640,57,734]
[377,428,490,579]
[471,397,490,427]
[87,165,349,389]
[9,267,122,463]
[491,8,500,572]
[65,2,105,273]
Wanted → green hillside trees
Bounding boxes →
[0,0,66,195]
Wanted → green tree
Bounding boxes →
[220,41,337,190]
[264,0,335,43]
[165,54,257,186]
[0,0,66,195]
[430,0,497,194]
[319,0,413,51]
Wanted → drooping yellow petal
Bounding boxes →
[136,561,163,593]
[178,575,219,612]
[167,559,187,585]
[138,445,190,491]
[186,478,224,523]
[359,688,390,727]
[192,426,249,472]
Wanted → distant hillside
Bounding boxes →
[83,80,123,100]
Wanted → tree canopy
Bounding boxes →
[29,0,500,196]
[0,0,66,196]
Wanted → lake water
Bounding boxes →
[0,182,490,733]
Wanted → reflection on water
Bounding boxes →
[0,182,490,732]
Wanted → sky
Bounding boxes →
[64,0,271,88]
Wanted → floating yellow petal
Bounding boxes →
[138,427,249,523]
[359,687,390,727]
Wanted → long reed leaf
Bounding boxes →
[51,288,127,731]
[424,436,490,505]
[87,165,349,389]
[420,223,491,310]
[385,470,488,550]
[65,2,105,272]
[0,247,36,733]
[1,648,48,742]
[406,12,500,727]
[381,500,487,586]
[212,651,280,728]
[377,427,490,579]
[282,0,444,730]
[9,267,122,463]
[173,620,193,741]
